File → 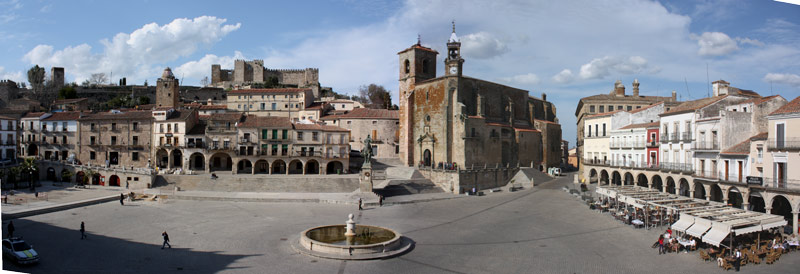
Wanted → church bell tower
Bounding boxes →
[445,21,464,77]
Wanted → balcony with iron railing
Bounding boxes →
[767,138,800,151]
[695,170,720,180]
[681,132,693,142]
[659,162,694,174]
[693,140,719,151]
[660,134,669,143]
[763,177,800,191]
[583,158,609,166]
[183,142,206,149]
[646,140,659,148]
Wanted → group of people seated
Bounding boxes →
[654,229,696,254]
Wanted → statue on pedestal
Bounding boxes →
[361,135,373,165]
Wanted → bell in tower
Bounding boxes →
[445,21,464,76]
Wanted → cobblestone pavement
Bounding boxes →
[3,173,798,273]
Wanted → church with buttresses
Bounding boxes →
[397,23,562,181]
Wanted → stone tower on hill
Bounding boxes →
[156,67,179,108]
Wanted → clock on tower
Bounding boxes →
[445,21,464,76]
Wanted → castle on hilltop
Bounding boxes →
[211,59,320,97]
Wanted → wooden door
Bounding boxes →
[737,161,742,182]
[725,161,729,181]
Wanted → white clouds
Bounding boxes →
[40,4,52,13]
[22,16,240,83]
[578,56,652,80]
[500,73,540,85]
[736,37,764,47]
[763,73,800,87]
[174,51,246,83]
[552,69,574,84]
[460,32,508,59]
[692,32,738,56]
[0,66,24,83]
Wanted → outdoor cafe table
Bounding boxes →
[632,219,644,228]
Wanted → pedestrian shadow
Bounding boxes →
[2,219,259,274]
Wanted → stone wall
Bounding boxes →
[79,118,153,168]
[420,166,519,194]
[38,161,155,190]
[337,118,398,159]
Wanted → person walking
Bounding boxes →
[733,248,742,271]
[7,220,14,238]
[378,195,383,207]
[80,222,86,239]
[658,235,664,255]
[161,231,171,249]
[358,198,363,211]
[120,193,125,206]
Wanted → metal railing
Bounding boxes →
[767,138,800,151]
[681,132,693,142]
[763,177,800,190]
[661,134,669,143]
[583,158,609,166]
[693,141,719,151]
[659,162,694,173]
[646,141,659,148]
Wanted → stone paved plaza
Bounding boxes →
[3,173,799,273]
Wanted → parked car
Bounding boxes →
[2,237,39,264]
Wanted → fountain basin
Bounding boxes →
[295,225,412,260]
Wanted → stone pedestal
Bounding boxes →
[359,163,373,193]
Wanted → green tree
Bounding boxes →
[21,158,39,191]
[358,84,392,109]
[9,166,20,189]
[137,96,150,105]
[27,65,46,92]
[61,170,73,183]
[57,86,78,99]
[82,169,97,186]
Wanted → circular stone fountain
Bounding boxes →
[293,214,412,260]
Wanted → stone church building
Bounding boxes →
[398,26,561,172]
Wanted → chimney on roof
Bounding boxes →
[541,92,547,101]
[712,80,729,97]
[672,90,677,101]
[632,79,639,97]
[614,80,625,97]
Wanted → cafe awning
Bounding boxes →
[671,216,694,233]
[761,219,788,230]
[686,218,712,238]
[702,224,731,247]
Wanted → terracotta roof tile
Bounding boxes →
[397,43,439,54]
[321,108,398,120]
[750,132,768,141]
[293,123,350,132]
[720,138,752,155]
[228,88,310,94]
[769,96,800,116]
[22,112,46,118]
[619,121,659,129]
[629,102,663,114]
[238,115,292,128]
[43,111,83,121]
[79,110,153,120]
[202,112,243,122]
[661,95,728,116]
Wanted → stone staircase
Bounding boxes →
[371,163,444,197]
[155,174,359,193]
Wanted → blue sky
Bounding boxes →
[1,0,799,145]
